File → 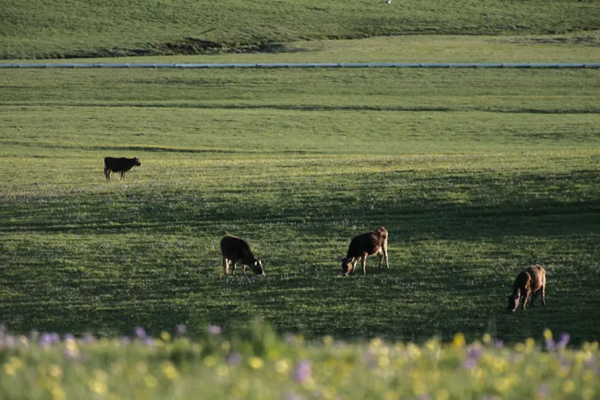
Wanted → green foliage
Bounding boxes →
[0,326,598,400]
[1,0,600,59]
[0,66,599,344]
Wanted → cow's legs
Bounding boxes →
[362,254,368,275]
[104,168,111,181]
[231,262,237,276]
[541,284,546,306]
[222,257,229,275]
[530,290,538,307]
[521,289,531,310]
[382,241,389,269]
[242,264,247,277]
[351,259,358,275]
[120,171,125,180]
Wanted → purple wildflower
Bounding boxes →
[3,335,15,348]
[557,333,570,350]
[40,332,60,346]
[227,352,242,365]
[134,326,146,339]
[63,333,75,342]
[119,336,131,346]
[469,345,483,359]
[294,360,312,384]
[545,338,555,351]
[208,325,221,335]
[143,337,154,346]
[493,339,504,349]
[82,333,96,344]
[463,357,477,370]
[536,384,551,398]
[176,324,187,335]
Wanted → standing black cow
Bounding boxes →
[104,157,141,181]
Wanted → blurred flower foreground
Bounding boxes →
[0,324,598,400]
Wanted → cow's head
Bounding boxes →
[507,293,520,312]
[134,157,142,166]
[341,257,354,276]
[249,259,265,276]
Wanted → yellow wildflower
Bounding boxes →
[3,364,16,376]
[160,331,171,342]
[482,333,492,344]
[452,333,466,348]
[144,375,158,388]
[161,362,178,381]
[51,387,66,400]
[248,357,264,370]
[275,359,291,374]
[435,389,449,400]
[543,329,552,340]
[49,365,63,379]
[203,356,217,367]
[562,380,575,394]
[88,380,108,395]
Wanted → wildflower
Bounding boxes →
[160,331,171,342]
[536,384,551,398]
[463,357,477,370]
[161,362,178,380]
[88,380,108,395]
[469,345,483,359]
[3,363,16,376]
[143,337,154,346]
[208,325,222,335]
[49,364,62,378]
[275,359,291,374]
[144,375,158,388]
[134,327,146,339]
[82,333,96,344]
[40,333,60,346]
[249,357,264,370]
[557,333,570,350]
[204,356,217,367]
[51,387,66,400]
[562,380,575,394]
[175,324,187,335]
[482,333,492,344]
[118,336,131,345]
[227,352,242,365]
[452,333,466,348]
[294,360,311,383]
[493,339,504,349]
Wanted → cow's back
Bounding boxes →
[526,265,546,291]
[220,235,251,259]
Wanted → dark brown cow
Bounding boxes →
[507,265,546,312]
[341,227,389,276]
[104,157,141,181]
[220,235,265,277]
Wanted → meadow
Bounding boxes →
[1,325,599,400]
[1,48,600,347]
[1,0,600,59]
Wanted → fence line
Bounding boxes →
[1,62,600,69]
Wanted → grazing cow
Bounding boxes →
[104,157,141,181]
[220,235,265,277]
[507,265,546,312]
[341,227,389,276]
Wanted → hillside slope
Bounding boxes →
[1,0,600,59]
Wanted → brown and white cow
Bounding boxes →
[104,157,141,181]
[507,265,546,312]
[341,227,389,276]
[220,235,265,277]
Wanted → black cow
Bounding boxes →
[104,157,141,181]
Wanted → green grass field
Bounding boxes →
[1,0,600,59]
[1,57,599,345]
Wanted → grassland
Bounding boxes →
[1,57,599,346]
[1,0,600,59]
